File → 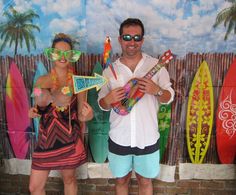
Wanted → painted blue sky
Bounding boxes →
[0,0,235,57]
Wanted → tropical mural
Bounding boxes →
[0,0,235,180]
[0,0,235,57]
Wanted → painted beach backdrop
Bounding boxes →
[0,0,235,169]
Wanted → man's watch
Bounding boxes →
[155,89,163,96]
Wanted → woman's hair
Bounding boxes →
[51,33,73,49]
[119,18,145,37]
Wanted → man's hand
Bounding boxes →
[99,87,125,109]
[137,78,160,95]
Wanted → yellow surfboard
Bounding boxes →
[186,61,214,163]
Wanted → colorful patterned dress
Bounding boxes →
[32,95,86,170]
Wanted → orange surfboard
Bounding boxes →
[216,58,236,164]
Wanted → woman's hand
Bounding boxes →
[28,107,41,118]
[78,102,94,122]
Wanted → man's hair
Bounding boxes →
[119,18,145,37]
[52,33,73,49]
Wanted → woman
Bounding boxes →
[28,33,93,195]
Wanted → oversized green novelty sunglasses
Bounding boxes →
[44,48,82,62]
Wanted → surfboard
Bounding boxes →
[186,61,214,163]
[32,61,48,140]
[216,58,236,164]
[87,62,110,163]
[5,62,30,159]
[158,104,171,161]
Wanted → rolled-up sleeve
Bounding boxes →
[158,67,175,104]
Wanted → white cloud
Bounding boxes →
[86,0,120,53]
[13,0,33,12]
[86,0,192,54]
[198,0,229,11]
[186,14,214,37]
[150,0,179,14]
[49,17,81,33]
[39,0,82,17]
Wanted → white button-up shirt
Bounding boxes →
[98,53,174,149]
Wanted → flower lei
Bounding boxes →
[50,66,73,130]
[32,87,42,97]
[50,66,74,96]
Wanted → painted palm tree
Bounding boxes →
[213,0,236,40]
[0,7,40,55]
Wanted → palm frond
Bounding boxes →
[224,20,235,40]
[0,8,40,54]
[213,1,236,40]
[225,0,236,3]
[0,38,9,52]
[0,34,11,51]
[19,32,24,48]
[213,8,231,27]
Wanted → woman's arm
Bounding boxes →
[33,75,53,107]
[77,91,93,121]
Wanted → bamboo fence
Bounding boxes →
[0,52,235,164]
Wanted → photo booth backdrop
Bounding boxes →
[0,0,236,180]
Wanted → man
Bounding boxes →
[98,18,174,195]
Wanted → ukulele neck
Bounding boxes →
[144,63,164,79]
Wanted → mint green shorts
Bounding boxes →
[108,150,160,178]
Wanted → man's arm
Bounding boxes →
[154,87,172,103]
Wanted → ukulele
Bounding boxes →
[112,50,173,115]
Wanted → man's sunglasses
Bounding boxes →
[44,48,81,62]
[121,34,143,42]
